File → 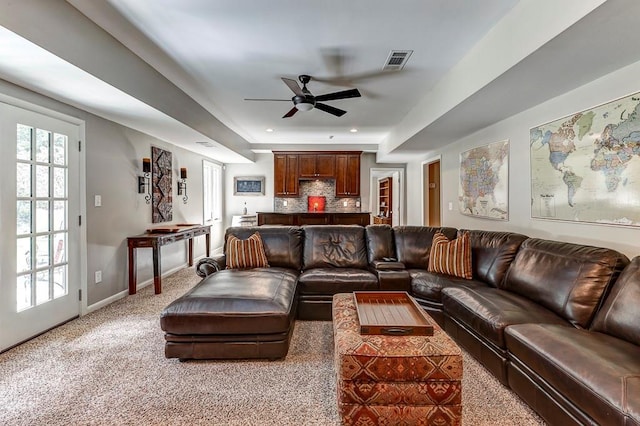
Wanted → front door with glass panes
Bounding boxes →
[0,103,81,352]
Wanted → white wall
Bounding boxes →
[224,153,274,227]
[405,59,640,259]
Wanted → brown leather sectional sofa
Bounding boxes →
[161,224,640,425]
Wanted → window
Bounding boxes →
[203,160,222,223]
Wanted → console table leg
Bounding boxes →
[128,245,137,295]
[153,243,162,294]
[205,233,211,257]
[188,238,194,266]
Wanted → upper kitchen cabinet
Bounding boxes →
[335,153,361,197]
[298,153,336,178]
[274,153,299,196]
[273,150,361,197]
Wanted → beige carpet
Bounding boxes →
[0,267,544,425]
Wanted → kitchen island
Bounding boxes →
[257,212,371,226]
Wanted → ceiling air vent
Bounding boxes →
[383,50,413,71]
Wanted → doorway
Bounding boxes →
[422,159,441,227]
[369,168,405,226]
[0,102,83,352]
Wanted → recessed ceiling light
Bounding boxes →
[350,128,358,133]
[265,128,274,132]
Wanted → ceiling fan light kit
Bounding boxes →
[245,74,361,118]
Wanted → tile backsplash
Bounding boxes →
[274,180,361,212]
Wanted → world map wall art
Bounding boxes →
[530,91,640,227]
[458,139,509,220]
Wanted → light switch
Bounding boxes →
[94,195,102,207]
[448,202,453,211]
[95,270,102,283]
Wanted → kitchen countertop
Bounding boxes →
[258,211,371,214]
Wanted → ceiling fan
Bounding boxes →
[245,74,361,118]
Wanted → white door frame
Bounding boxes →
[0,94,87,351]
[369,167,405,225]
[421,155,442,226]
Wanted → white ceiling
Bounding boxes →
[85,0,519,148]
[1,1,639,163]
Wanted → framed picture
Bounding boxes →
[530,90,640,227]
[234,176,265,195]
[458,139,509,221]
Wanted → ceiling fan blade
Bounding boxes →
[282,107,298,118]
[315,103,346,117]
[281,78,304,96]
[315,88,361,102]
[244,98,291,101]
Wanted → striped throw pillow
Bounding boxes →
[427,231,472,279]
[225,232,269,269]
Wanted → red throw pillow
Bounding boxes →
[225,232,269,269]
[427,231,472,279]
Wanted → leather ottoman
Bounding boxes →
[332,293,462,426]
[160,268,298,360]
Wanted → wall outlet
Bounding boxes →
[343,201,348,207]
[356,200,360,208]
[94,195,102,207]
[95,270,102,284]
[283,200,287,206]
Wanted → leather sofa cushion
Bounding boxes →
[442,286,568,348]
[393,226,457,269]
[410,269,485,303]
[365,224,395,262]
[591,256,640,346]
[225,226,303,270]
[506,323,640,426]
[458,229,528,287]
[371,260,405,270]
[302,225,368,269]
[298,268,378,295]
[502,238,629,328]
[160,267,298,335]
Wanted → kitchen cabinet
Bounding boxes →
[274,153,299,196]
[332,213,371,226]
[257,212,370,226]
[256,213,295,225]
[295,213,331,225]
[335,153,361,197]
[298,153,336,178]
[273,150,361,197]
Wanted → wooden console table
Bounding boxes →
[127,224,211,295]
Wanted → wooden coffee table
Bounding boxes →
[332,292,463,426]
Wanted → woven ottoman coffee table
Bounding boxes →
[332,293,462,426]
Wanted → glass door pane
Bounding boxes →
[15,125,69,311]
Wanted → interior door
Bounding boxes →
[0,102,81,352]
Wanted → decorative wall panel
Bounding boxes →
[152,146,172,223]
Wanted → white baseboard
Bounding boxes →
[86,262,196,314]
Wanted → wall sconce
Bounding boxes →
[177,167,188,204]
[138,157,151,204]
